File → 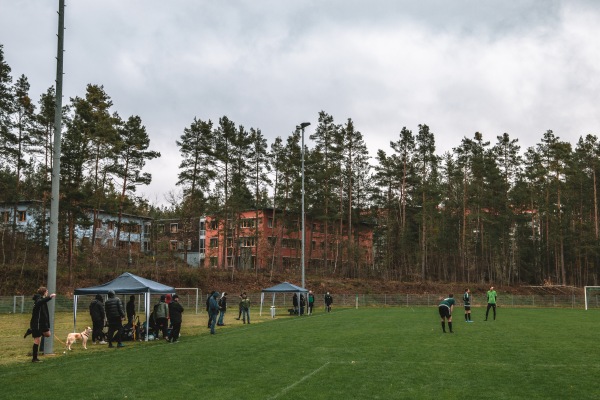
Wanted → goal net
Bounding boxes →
[584,286,600,310]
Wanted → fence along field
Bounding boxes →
[1,307,599,399]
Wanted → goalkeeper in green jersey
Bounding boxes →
[438,294,456,333]
[485,286,497,321]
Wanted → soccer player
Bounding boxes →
[438,294,455,333]
[485,286,497,321]
[463,288,473,322]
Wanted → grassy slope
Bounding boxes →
[2,307,599,399]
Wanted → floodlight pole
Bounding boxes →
[45,0,66,355]
[297,122,310,289]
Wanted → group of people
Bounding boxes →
[292,291,334,315]
[87,291,185,347]
[206,291,251,334]
[438,286,498,333]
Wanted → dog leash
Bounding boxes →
[54,334,66,345]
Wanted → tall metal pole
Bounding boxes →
[297,122,310,289]
[46,0,66,355]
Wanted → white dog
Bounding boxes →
[66,327,92,350]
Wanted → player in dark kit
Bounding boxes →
[438,294,456,333]
[463,288,473,322]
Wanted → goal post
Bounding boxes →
[174,288,200,314]
[584,286,600,310]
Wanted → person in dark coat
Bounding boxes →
[209,291,220,334]
[217,292,227,326]
[29,286,56,362]
[126,295,136,326]
[168,294,184,343]
[89,294,106,344]
[104,290,125,348]
[206,291,216,328]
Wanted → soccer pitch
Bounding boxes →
[2,307,598,399]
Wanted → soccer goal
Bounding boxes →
[174,287,201,314]
[584,286,600,310]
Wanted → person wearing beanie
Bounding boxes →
[155,294,169,340]
[240,293,251,324]
[209,291,220,334]
[29,286,56,362]
[89,294,107,344]
[168,294,184,343]
[217,292,227,326]
[104,290,126,348]
[324,292,333,312]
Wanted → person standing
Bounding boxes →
[324,292,333,312]
[463,289,473,322]
[168,294,184,343]
[126,295,136,326]
[104,290,125,348]
[485,286,498,321]
[308,291,315,315]
[155,295,169,340]
[235,292,246,320]
[89,294,107,344]
[438,294,456,333]
[29,287,56,362]
[292,293,299,314]
[206,291,215,328]
[209,291,220,334]
[217,292,227,326]
[240,293,250,324]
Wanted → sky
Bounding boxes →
[2,0,600,206]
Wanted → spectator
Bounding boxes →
[308,291,315,315]
[209,291,220,334]
[155,295,169,340]
[240,293,251,324]
[168,294,184,343]
[104,290,125,348]
[217,292,227,326]
[206,291,215,328]
[89,294,107,344]
[29,286,56,362]
[235,292,246,320]
[292,293,299,314]
[126,295,136,326]
[324,292,333,312]
[300,294,306,315]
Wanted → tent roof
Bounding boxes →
[74,272,175,295]
[261,282,308,293]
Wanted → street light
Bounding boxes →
[296,122,310,289]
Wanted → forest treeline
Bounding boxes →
[1,44,599,287]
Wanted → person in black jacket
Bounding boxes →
[168,294,184,343]
[126,295,136,326]
[104,290,125,348]
[30,286,56,363]
[217,292,227,326]
[89,294,106,344]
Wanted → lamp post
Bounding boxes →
[297,122,311,289]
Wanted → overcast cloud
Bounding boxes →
[2,1,600,206]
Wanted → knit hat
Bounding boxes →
[172,294,179,300]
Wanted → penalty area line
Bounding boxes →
[267,362,330,400]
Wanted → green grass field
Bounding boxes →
[2,307,599,399]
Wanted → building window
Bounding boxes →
[18,211,26,222]
[268,236,277,246]
[170,223,178,233]
[210,220,219,230]
[267,218,274,228]
[282,238,300,249]
[169,240,178,251]
[199,239,205,253]
[240,218,256,228]
[209,238,218,248]
[240,237,256,247]
[108,221,115,230]
[210,256,218,267]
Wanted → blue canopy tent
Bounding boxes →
[73,272,175,341]
[260,282,308,316]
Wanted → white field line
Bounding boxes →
[267,362,331,400]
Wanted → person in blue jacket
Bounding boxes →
[209,291,220,334]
